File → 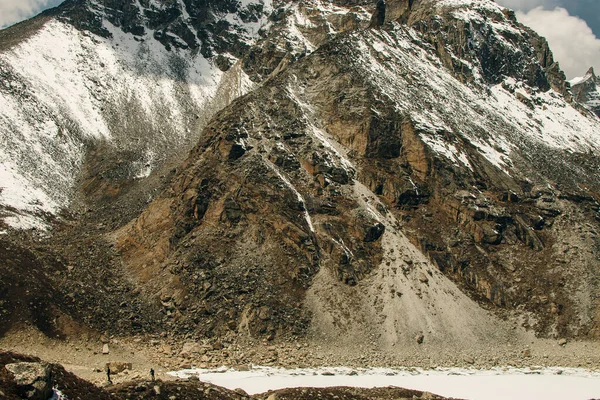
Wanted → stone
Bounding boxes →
[257,306,271,321]
[228,143,247,160]
[161,344,173,355]
[102,344,110,354]
[415,334,425,344]
[5,362,52,400]
[105,362,132,374]
[418,273,429,284]
[181,342,200,356]
[558,338,567,346]
[364,223,386,242]
[212,342,224,350]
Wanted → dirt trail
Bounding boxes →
[0,326,171,385]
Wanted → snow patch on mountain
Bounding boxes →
[267,160,316,233]
[346,25,600,174]
[0,18,251,230]
[224,0,274,43]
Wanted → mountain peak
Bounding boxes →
[571,66,600,117]
[371,0,567,94]
[2,0,600,353]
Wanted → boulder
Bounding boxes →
[180,342,200,356]
[5,362,52,400]
[364,223,386,242]
[105,362,132,374]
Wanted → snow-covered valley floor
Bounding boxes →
[170,366,600,400]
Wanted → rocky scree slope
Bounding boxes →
[571,67,600,118]
[1,0,600,349]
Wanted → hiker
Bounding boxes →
[150,368,155,382]
[107,366,112,384]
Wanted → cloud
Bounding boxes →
[0,0,51,29]
[516,7,600,79]
[496,0,560,12]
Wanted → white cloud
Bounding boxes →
[0,0,51,29]
[496,0,560,12]
[516,7,600,79]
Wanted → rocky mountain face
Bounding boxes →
[1,0,600,352]
[571,67,600,118]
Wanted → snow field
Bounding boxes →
[170,365,600,400]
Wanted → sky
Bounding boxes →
[0,0,62,29]
[0,0,599,79]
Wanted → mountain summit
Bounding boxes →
[1,0,600,359]
[571,67,600,117]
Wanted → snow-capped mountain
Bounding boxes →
[0,0,260,230]
[1,0,600,347]
[571,67,600,118]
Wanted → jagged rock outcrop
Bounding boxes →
[371,0,569,95]
[51,0,269,54]
[571,67,600,118]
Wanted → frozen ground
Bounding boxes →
[170,366,600,400]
